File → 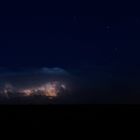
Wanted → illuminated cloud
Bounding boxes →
[0,67,71,99]
[40,67,69,75]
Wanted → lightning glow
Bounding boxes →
[0,81,67,99]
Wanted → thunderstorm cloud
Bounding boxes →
[0,67,72,99]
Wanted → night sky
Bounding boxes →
[0,15,139,68]
[0,15,140,103]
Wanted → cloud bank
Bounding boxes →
[0,67,71,99]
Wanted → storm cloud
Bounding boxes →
[0,67,72,99]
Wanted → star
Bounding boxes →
[73,16,79,24]
[105,25,111,31]
[114,47,118,51]
[73,16,77,20]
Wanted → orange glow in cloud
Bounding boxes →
[16,81,67,99]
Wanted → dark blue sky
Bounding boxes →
[0,0,140,104]
[0,15,140,69]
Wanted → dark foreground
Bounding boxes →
[0,90,140,120]
[0,88,140,104]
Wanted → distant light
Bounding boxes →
[22,89,33,96]
[7,81,67,99]
[61,84,66,89]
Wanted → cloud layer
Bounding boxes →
[0,67,71,99]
